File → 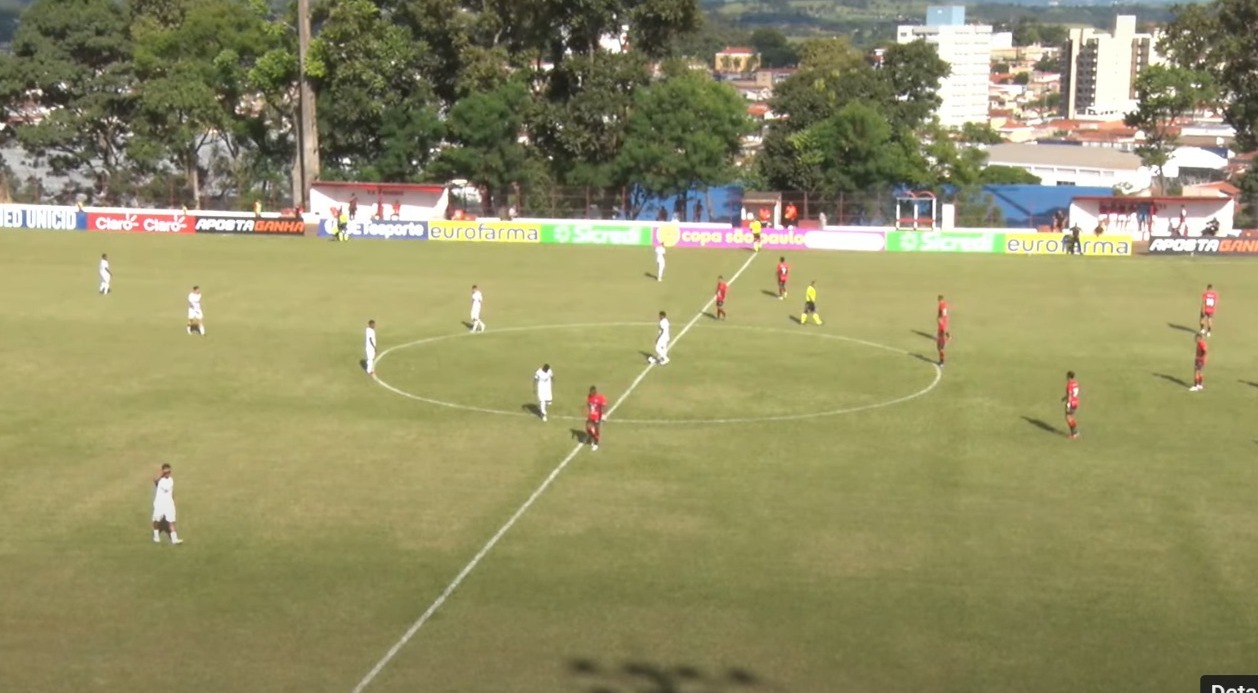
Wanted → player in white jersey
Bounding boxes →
[151,464,183,544]
[533,363,554,421]
[98,253,112,295]
[469,285,485,333]
[187,286,204,335]
[649,310,671,365]
[654,244,666,281]
[364,319,377,375]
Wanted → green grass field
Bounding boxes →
[2,229,1257,693]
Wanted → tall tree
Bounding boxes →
[129,0,283,207]
[756,36,948,194]
[0,0,135,202]
[1161,0,1258,150]
[530,52,651,191]
[307,0,443,182]
[750,28,798,68]
[430,78,535,213]
[1123,64,1214,193]
[616,67,750,216]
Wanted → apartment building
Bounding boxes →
[1061,15,1164,119]
[896,6,993,127]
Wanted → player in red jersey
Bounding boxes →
[775,257,790,300]
[585,385,608,450]
[1200,283,1217,336]
[1062,371,1080,439]
[715,275,728,320]
[1191,331,1208,391]
[936,294,950,366]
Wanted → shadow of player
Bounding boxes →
[1022,416,1063,436]
[522,403,542,419]
[1167,322,1197,334]
[1153,372,1190,388]
[911,329,935,340]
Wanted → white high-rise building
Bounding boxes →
[896,6,993,128]
[1062,15,1164,119]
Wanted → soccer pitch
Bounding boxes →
[2,229,1258,693]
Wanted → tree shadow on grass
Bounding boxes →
[1022,416,1063,436]
[1167,322,1197,334]
[569,658,768,693]
[1153,372,1190,388]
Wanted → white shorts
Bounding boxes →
[152,504,177,523]
[470,306,481,320]
[655,338,669,353]
[188,309,203,321]
[537,389,552,403]
[99,271,110,282]
[365,348,376,361]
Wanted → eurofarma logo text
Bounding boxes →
[1004,233,1132,256]
[428,221,540,242]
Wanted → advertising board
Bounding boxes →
[428,220,540,243]
[0,204,85,231]
[541,222,652,246]
[886,231,1005,253]
[194,215,304,235]
[1147,237,1258,256]
[87,211,193,234]
[653,224,885,251]
[1003,233,1134,256]
[317,219,429,239]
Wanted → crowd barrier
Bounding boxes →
[1,204,1154,257]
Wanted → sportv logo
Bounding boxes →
[1004,234,1132,256]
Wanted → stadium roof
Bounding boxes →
[984,143,1143,171]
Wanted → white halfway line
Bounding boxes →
[349,250,761,693]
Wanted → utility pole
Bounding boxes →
[292,0,320,211]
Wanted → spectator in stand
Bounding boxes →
[1052,209,1066,233]
[784,202,798,229]
[348,194,359,220]
[391,200,402,220]
[375,200,384,220]
[693,200,703,222]
[657,208,667,222]
[253,199,262,217]
[758,206,772,228]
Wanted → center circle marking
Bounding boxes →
[372,322,942,425]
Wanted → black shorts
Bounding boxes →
[753,233,762,242]
[716,299,725,308]
[804,301,816,313]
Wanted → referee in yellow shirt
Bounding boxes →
[799,280,822,325]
